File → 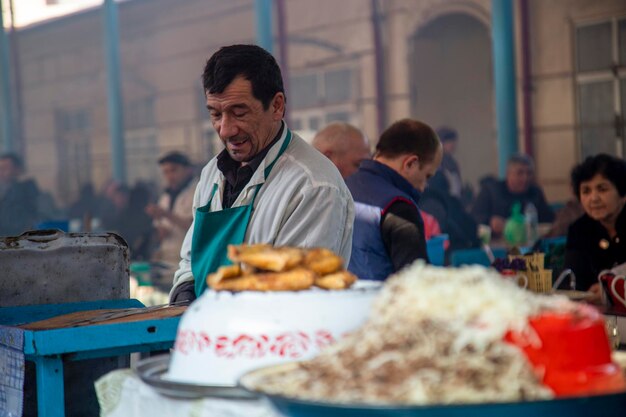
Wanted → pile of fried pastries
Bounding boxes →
[206,244,357,291]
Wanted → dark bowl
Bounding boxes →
[239,362,626,417]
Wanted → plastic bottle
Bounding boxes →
[524,202,538,246]
[504,202,526,246]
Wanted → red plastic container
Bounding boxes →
[505,305,626,396]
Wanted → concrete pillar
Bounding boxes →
[491,0,518,177]
[255,0,273,53]
[102,0,127,184]
[0,4,14,152]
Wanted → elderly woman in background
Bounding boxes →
[564,154,626,296]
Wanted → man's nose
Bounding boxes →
[218,114,238,138]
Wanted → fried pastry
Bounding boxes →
[207,264,243,288]
[208,244,357,292]
[315,270,357,290]
[227,243,271,262]
[304,248,343,275]
[210,267,315,291]
[228,244,304,272]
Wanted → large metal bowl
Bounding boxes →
[168,280,382,385]
[239,362,626,417]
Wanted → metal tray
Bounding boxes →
[134,354,257,400]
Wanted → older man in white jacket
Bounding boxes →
[170,45,354,303]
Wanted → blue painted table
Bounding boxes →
[0,299,183,417]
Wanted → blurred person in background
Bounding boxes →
[346,119,442,280]
[145,151,197,281]
[543,198,584,238]
[421,126,480,251]
[564,154,626,294]
[115,182,156,261]
[67,183,100,226]
[0,152,40,236]
[313,121,442,240]
[101,183,130,232]
[312,122,371,179]
[428,126,463,199]
[471,154,554,237]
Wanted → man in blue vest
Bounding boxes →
[346,119,442,280]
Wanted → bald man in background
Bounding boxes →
[312,122,371,178]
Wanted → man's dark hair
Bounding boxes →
[158,151,191,167]
[376,119,440,163]
[0,152,23,169]
[202,44,284,110]
[571,153,626,199]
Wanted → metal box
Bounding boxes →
[0,230,129,307]
[0,230,130,417]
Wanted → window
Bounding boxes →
[124,97,158,184]
[55,108,92,202]
[575,17,626,158]
[290,74,319,109]
[324,69,352,104]
[289,68,354,110]
[125,97,155,130]
[326,111,351,123]
[289,109,360,144]
[289,67,358,141]
[124,130,160,186]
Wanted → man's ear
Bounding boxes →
[402,154,419,171]
[270,92,285,120]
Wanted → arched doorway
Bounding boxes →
[409,13,495,193]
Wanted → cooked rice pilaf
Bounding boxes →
[251,262,577,405]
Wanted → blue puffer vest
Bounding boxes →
[345,160,423,281]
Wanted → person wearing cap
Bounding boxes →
[145,151,197,277]
[428,126,463,199]
[169,44,354,304]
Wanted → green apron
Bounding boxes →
[191,130,292,296]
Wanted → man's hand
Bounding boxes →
[170,281,196,306]
[156,225,170,241]
[490,216,506,236]
[146,203,193,232]
[586,283,603,305]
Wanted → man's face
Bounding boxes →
[406,145,443,192]
[442,139,457,155]
[506,162,533,194]
[0,158,19,184]
[334,133,371,178]
[161,162,191,190]
[206,76,284,163]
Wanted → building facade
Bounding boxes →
[7,0,626,206]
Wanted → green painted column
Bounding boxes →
[102,0,127,184]
[0,4,14,152]
[491,0,518,177]
[255,0,273,53]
